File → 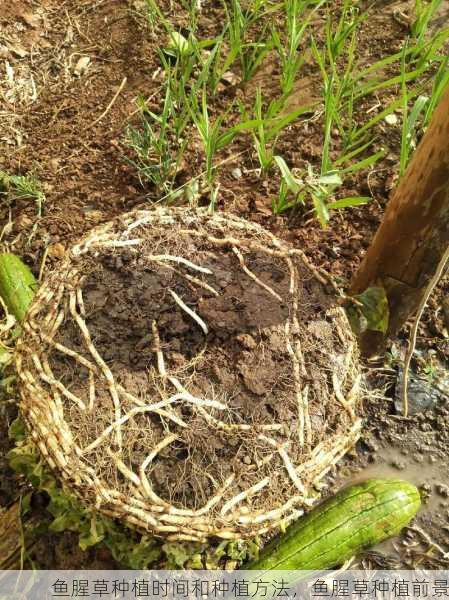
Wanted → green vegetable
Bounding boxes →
[245,479,420,571]
[0,253,36,322]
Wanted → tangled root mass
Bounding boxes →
[16,208,362,541]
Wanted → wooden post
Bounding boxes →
[350,85,449,354]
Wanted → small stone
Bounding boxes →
[436,484,449,498]
[48,243,65,259]
[221,71,239,86]
[13,214,33,232]
[231,167,242,180]
[49,158,60,172]
[362,437,379,453]
[73,56,90,76]
[242,455,252,465]
[236,334,257,350]
[394,368,442,415]
[391,459,406,470]
[384,113,398,125]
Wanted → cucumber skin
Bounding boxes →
[246,479,420,571]
[0,253,36,323]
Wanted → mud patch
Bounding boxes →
[330,389,449,567]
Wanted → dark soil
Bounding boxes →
[0,0,448,569]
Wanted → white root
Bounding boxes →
[232,246,283,301]
[169,290,209,335]
[151,320,166,378]
[220,477,270,516]
[150,254,212,274]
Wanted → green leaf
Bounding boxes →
[328,196,371,210]
[340,150,386,174]
[354,286,389,333]
[312,193,329,228]
[317,172,342,186]
[8,416,26,442]
[266,103,317,140]
[78,516,106,550]
[50,511,83,533]
[274,156,302,194]
[168,31,191,56]
[162,541,205,568]
[0,346,11,366]
[226,539,252,560]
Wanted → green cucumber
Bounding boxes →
[0,253,37,323]
[245,479,420,571]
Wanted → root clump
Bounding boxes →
[16,208,362,541]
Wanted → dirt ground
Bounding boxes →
[0,0,448,569]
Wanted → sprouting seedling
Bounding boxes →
[273,156,370,225]
[272,0,325,99]
[0,171,45,217]
[251,88,274,172]
[124,82,189,195]
[189,89,238,187]
[411,0,443,50]
[219,0,270,82]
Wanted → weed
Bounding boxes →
[251,88,275,172]
[412,0,443,50]
[274,156,370,224]
[189,88,278,187]
[0,171,45,217]
[144,0,168,31]
[242,87,317,174]
[125,86,188,194]
[423,53,449,126]
[399,93,429,177]
[179,0,200,33]
[189,89,235,186]
[220,0,271,82]
[272,0,324,100]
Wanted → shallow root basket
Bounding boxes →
[16,208,362,542]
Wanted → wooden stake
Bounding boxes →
[351,85,449,355]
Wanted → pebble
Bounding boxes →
[436,484,449,498]
[74,56,90,76]
[231,167,242,180]
[242,455,252,465]
[48,243,65,259]
[10,45,28,58]
[391,459,406,470]
[384,113,398,125]
[394,368,443,414]
[13,214,33,231]
[420,483,431,495]
[236,333,257,350]
[362,437,379,452]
